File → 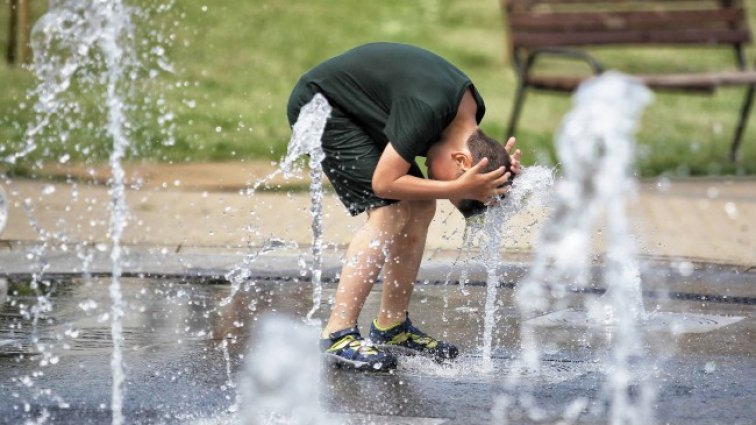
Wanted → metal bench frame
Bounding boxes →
[502,0,756,161]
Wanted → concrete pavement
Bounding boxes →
[1,161,754,267]
[0,162,754,425]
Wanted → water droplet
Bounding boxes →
[724,202,738,219]
[655,176,671,192]
[676,261,694,277]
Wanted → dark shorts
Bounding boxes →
[288,86,424,216]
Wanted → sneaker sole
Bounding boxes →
[375,344,459,362]
[322,353,397,372]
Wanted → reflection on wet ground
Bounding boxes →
[0,271,753,424]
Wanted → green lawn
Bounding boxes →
[1,0,755,176]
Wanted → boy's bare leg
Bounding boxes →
[376,200,436,328]
[321,202,410,338]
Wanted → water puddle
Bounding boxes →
[527,309,745,334]
[0,274,752,424]
[398,352,600,386]
[189,413,449,425]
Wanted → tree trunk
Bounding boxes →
[6,0,19,64]
[18,0,32,64]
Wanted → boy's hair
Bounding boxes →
[457,129,514,219]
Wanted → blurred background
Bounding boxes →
[1,0,755,177]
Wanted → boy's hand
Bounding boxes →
[454,158,512,203]
[505,137,522,176]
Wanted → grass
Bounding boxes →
[0,0,755,176]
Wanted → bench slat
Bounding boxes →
[526,71,756,92]
[512,28,752,48]
[508,0,733,7]
[509,9,746,33]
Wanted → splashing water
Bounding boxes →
[223,237,299,306]
[227,95,330,325]
[219,339,238,413]
[479,202,504,372]
[20,1,171,423]
[7,1,173,166]
[281,94,331,323]
[0,278,6,306]
[20,200,57,370]
[100,5,132,423]
[511,72,654,424]
[239,315,328,425]
[477,166,555,370]
[280,94,331,177]
[454,217,480,292]
[0,185,7,235]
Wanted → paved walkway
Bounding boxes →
[1,161,754,267]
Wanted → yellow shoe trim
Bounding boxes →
[372,318,403,332]
[389,333,410,345]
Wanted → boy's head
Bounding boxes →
[427,128,514,218]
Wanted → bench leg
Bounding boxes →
[507,79,528,139]
[730,84,755,162]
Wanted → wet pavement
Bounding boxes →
[1,169,753,423]
[0,267,753,425]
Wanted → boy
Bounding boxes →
[287,43,521,371]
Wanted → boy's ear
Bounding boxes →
[451,151,473,170]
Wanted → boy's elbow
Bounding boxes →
[372,179,390,198]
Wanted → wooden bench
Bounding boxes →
[501,0,756,161]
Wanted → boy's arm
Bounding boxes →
[372,143,511,202]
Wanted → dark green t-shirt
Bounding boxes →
[290,42,486,163]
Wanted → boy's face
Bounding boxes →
[426,146,471,208]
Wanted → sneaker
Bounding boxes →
[369,314,459,361]
[320,326,397,371]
